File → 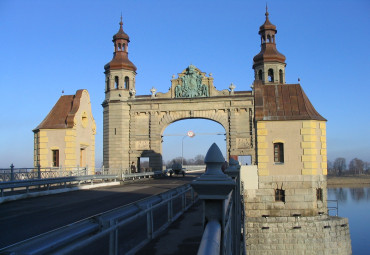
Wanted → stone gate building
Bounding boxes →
[103,10,351,254]
[102,17,255,171]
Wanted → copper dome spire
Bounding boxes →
[105,15,137,72]
[253,6,286,68]
[113,15,130,41]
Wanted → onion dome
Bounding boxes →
[113,18,130,41]
[253,6,286,68]
[105,16,137,72]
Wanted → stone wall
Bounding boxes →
[245,216,352,255]
[244,175,327,217]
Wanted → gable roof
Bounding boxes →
[254,82,326,121]
[33,90,84,131]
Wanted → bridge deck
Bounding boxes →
[0,173,201,249]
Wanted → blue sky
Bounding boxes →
[0,0,369,167]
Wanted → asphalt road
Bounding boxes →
[0,173,201,249]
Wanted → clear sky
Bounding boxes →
[0,0,369,168]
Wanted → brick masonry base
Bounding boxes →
[245,216,352,255]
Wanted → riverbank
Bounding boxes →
[327,175,370,188]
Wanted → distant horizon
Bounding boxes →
[1,0,369,168]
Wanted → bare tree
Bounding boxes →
[327,160,333,175]
[333,157,346,176]
[194,154,205,165]
[167,157,187,167]
[365,162,370,174]
[349,158,364,175]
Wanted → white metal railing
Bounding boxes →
[0,175,118,199]
[0,165,164,183]
[0,184,198,255]
[0,165,92,182]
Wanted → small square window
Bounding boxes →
[275,189,285,202]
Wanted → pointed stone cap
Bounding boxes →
[224,158,240,178]
[191,143,235,200]
[204,143,224,176]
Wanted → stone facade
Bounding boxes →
[33,90,96,172]
[103,11,351,254]
[103,72,255,170]
[242,8,351,254]
[102,24,256,171]
[246,216,351,255]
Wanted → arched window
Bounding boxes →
[118,43,122,51]
[122,44,125,51]
[267,35,271,43]
[262,36,266,43]
[258,70,263,80]
[124,76,129,89]
[115,76,119,89]
[268,69,274,82]
[274,142,284,163]
[106,78,110,91]
[279,69,283,83]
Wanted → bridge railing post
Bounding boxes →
[191,143,235,255]
[225,158,242,255]
[108,219,118,255]
[37,164,41,179]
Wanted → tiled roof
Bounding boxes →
[254,82,326,121]
[33,90,84,130]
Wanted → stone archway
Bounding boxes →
[103,65,255,170]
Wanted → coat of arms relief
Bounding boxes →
[174,65,209,98]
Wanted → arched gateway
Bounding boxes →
[102,12,352,255]
[102,18,254,170]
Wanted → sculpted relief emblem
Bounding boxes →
[236,138,251,149]
[136,141,149,150]
[175,65,209,98]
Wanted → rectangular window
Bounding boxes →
[80,148,86,167]
[274,143,284,163]
[275,189,285,202]
[52,150,59,167]
[316,188,323,201]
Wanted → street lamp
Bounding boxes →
[182,131,195,166]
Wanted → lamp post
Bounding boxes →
[182,131,195,166]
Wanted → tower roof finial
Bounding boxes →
[119,13,123,28]
[265,3,269,19]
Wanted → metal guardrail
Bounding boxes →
[0,175,118,198]
[327,199,339,216]
[121,171,160,181]
[192,144,244,255]
[0,166,92,182]
[0,165,163,183]
[197,220,221,254]
[0,184,198,255]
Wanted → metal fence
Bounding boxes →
[191,143,245,255]
[0,165,92,182]
[0,175,119,200]
[0,184,197,255]
[0,165,163,183]
[327,199,339,216]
